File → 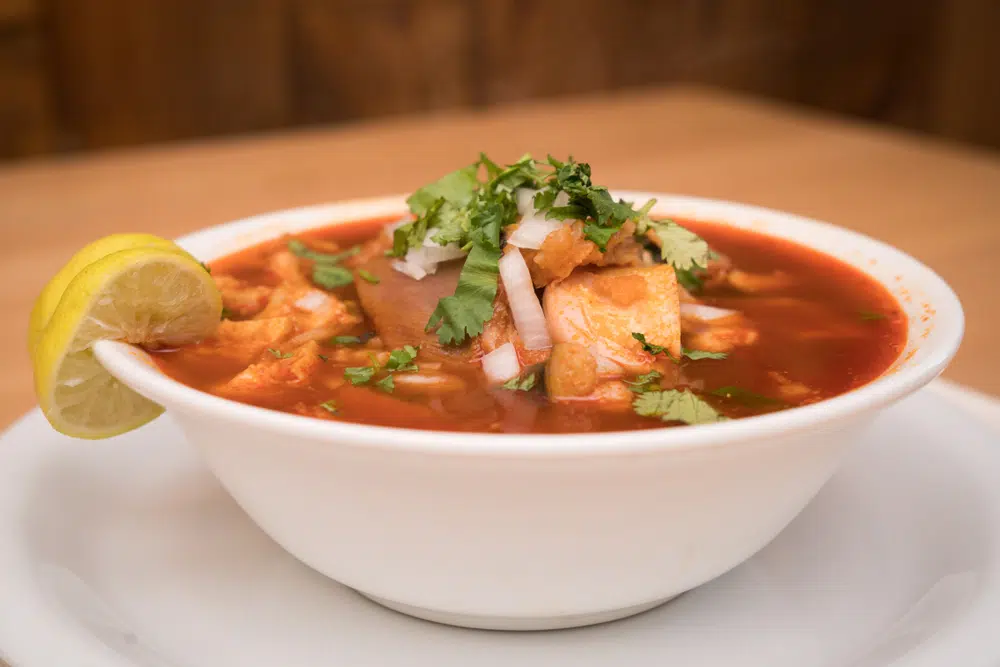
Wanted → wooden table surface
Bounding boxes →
[1,85,999,429]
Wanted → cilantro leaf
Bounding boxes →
[312,264,354,289]
[220,306,234,320]
[502,372,537,392]
[393,164,481,257]
[581,222,621,250]
[319,400,338,414]
[534,157,640,251]
[631,332,676,360]
[199,262,212,274]
[675,268,704,293]
[344,346,418,391]
[287,238,359,289]
[484,153,546,193]
[625,371,662,393]
[709,386,785,408]
[428,203,472,246]
[344,366,377,385]
[385,345,419,372]
[683,348,727,360]
[357,269,380,284]
[426,243,502,344]
[391,210,431,257]
[267,348,293,359]
[633,390,728,425]
[331,335,362,345]
[631,334,724,362]
[406,164,480,217]
[288,239,360,264]
[638,219,712,271]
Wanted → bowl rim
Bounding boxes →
[94,192,965,458]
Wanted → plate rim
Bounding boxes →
[1,379,999,667]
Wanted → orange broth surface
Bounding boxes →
[151,217,907,433]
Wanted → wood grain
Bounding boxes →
[931,0,1000,148]
[1,87,998,428]
[290,0,474,122]
[0,0,52,156]
[45,0,288,149]
[2,0,1000,159]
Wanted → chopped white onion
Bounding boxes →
[391,242,467,280]
[391,259,427,280]
[516,188,539,216]
[420,241,466,260]
[498,248,552,350]
[680,303,739,322]
[481,343,521,384]
[553,191,570,208]
[411,243,466,268]
[294,290,330,312]
[592,351,624,376]
[508,217,564,250]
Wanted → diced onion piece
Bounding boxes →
[499,248,552,350]
[482,343,520,384]
[592,350,624,377]
[416,242,467,264]
[294,289,330,312]
[507,217,564,249]
[391,242,467,280]
[516,188,539,216]
[680,303,739,322]
[391,260,427,280]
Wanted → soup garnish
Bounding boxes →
[150,154,906,433]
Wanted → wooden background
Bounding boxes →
[1,0,998,160]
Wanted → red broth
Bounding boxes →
[151,218,906,433]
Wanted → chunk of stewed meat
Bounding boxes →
[545,343,599,398]
[544,264,681,373]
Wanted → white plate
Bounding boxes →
[1,380,999,667]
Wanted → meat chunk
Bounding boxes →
[268,250,310,287]
[769,370,817,402]
[200,317,295,363]
[293,401,339,420]
[684,318,760,353]
[354,254,474,365]
[160,317,295,370]
[727,269,794,294]
[216,340,324,400]
[680,303,759,354]
[543,265,681,374]
[528,221,649,287]
[214,275,272,318]
[551,380,634,413]
[257,283,362,346]
[545,343,598,398]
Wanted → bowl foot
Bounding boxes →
[357,592,678,631]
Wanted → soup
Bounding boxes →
[151,156,906,433]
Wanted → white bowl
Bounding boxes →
[94,193,964,631]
